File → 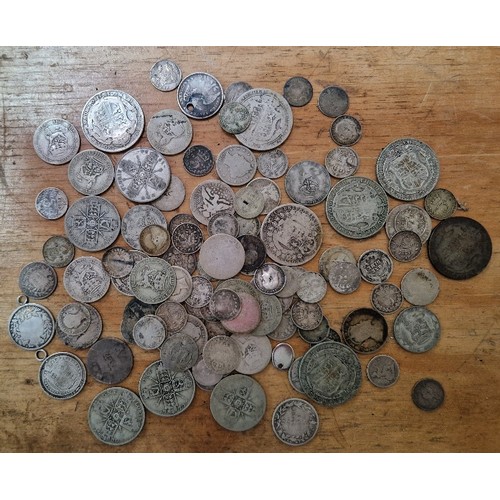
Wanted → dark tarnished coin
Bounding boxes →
[318,86,349,117]
[177,72,224,119]
[203,336,242,375]
[299,341,362,407]
[208,212,239,237]
[133,314,167,350]
[234,185,265,218]
[291,300,323,331]
[428,216,492,280]
[198,234,245,280]
[366,354,400,388]
[238,234,267,274]
[401,268,440,306]
[325,146,359,178]
[39,352,86,400]
[8,303,55,351]
[129,257,176,304]
[102,246,134,278]
[150,59,182,92]
[370,283,403,315]
[121,204,167,250]
[57,303,102,349]
[330,115,362,146]
[219,101,251,134]
[139,360,196,417]
[216,144,257,186]
[18,261,57,299]
[65,195,120,252]
[385,203,432,243]
[358,249,393,284]
[68,149,114,196]
[190,179,235,226]
[328,261,361,294]
[33,118,80,165]
[63,256,110,303]
[88,387,145,446]
[389,230,422,262]
[147,109,192,156]
[342,308,388,354]
[42,235,75,268]
[156,300,188,333]
[120,298,157,344]
[160,332,199,371]
[87,337,134,385]
[283,76,313,107]
[35,187,68,220]
[210,374,266,432]
[169,213,200,233]
[185,276,213,308]
[171,222,203,254]
[424,188,457,220]
[376,138,440,201]
[272,398,319,446]
[285,160,331,206]
[253,263,287,295]
[139,224,171,257]
[183,144,214,177]
[225,81,252,103]
[412,378,445,411]
[298,316,330,344]
[272,342,295,370]
[151,175,186,212]
[257,148,289,179]
[394,306,440,353]
[57,302,91,336]
[209,288,241,321]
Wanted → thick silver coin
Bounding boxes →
[8,303,55,351]
[68,149,114,195]
[150,59,182,91]
[318,86,349,117]
[370,283,403,315]
[147,109,192,155]
[272,398,319,446]
[358,249,393,284]
[57,303,102,350]
[121,204,168,250]
[129,257,176,304]
[393,306,440,353]
[33,118,80,165]
[325,146,359,178]
[366,354,400,388]
[330,115,362,146]
[87,337,134,384]
[216,144,257,186]
[151,175,186,212]
[63,256,110,303]
[42,235,75,268]
[257,148,288,179]
[35,187,68,220]
[219,101,251,134]
[190,179,235,225]
[285,160,331,206]
[283,76,313,107]
[401,268,440,306]
[18,261,57,299]
[177,72,224,119]
[385,203,433,243]
[39,352,86,400]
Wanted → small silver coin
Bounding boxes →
[102,246,134,278]
[68,149,114,195]
[234,185,265,218]
[35,187,68,220]
[389,230,422,262]
[171,222,203,255]
[133,314,167,350]
[424,188,457,220]
[328,261,361,294]
[185,276,213,308]
[232,333,272,375]
[225,81,252,103]
[237,215,260,236]
[139,224,171,257]
[139,360,196,417]
[285,160,331,206]
[291,300,323,331]
[210,374,266,432]
[342,308,388,354]
[162,246,197,275]
[81,89,144,153]
[219,101,251,134]
[208,212,239,237]
[257,149,289,179]
[120,298,157,344]
[57,302,91,336]
[330,115,362,146]
[42,235,75,268]
[393,306,440,353]
[253,263,287,295]
[150,59,182,91]
[205,320,230,339]
[246,177,281,215]
[168,266,193,304]
[57,303,102,349]
[115,147,171,202]
[268,309,296,341]
[385,203,433,243]
[177,72,224,120]
[121,204,168,250]
[370,283,403,315]
[272,342,295,370]
[288,357,305,393]
[87,337,134,384]
[216,144,257,186]
[33,118,80,165]
[192,357,223,391]
[209,288,241,321]
[151,175,186,212]
[39,352,86,400]
[190,179,235,226]
[183,144,214,177]
[88,387,145,446]
[63,256,110,303]
[272,398,319,446]
[129,257,176,304]
[18,261,57,299]
[160,332,199,371]
[325,146,359,178]
[156,300,188,333]
[401,268,440,306]
[283,76,313,107]
[318,86,349,117]
[8,303,55,351]
[65,195,120,252]
[366,354,400,388]
[298,316,330,344]
[296,272,328,303]
[238,234,267,275]
[358,249,393,284]
[198,234,245,280]
[319,246,357,279]
[412,378,445,411]
[203,336,242,375]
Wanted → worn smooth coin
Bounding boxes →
[330,115,362,146]
[111,249,147,297]
[198,234,245,280]
[87,337,134,384]
[57,303,102,349]
[63,256,110,303]
[318,86,349,117]
[394,306,440,353]
[219,101,251,134]
[177,72,224,120]
[366,354,400,388]
[167,266,193,304]
[18,261,57,300]
[385,203,432,243]
[225,81,252,103]
[8,303,55,351]
[389,230,422,262]
[288,357,305,393]
[272,398,319,446]
[328,261,361,294]
[216,144,257,186]
[68,149,115,195]
[156,300,188,333]
[268,309,296,341]
[257,149,288,179]
[358,249,393,284]
[129,257,176,304]
[190,179,235,225]
[370,283,403,315]
[424,188,457,220]
[283,76,313,107]
[35,187,68,220]
[121,204,168,250]
[203,336,242,375]
[298,316,330,344]
[102,246,134,278]
[150,59,182,91]
[162,246,197,275]
[325,146,359,178]
[33,118,80,165]
[39,352,86,400]
[133,314,167,350]
[401,268,440,306]
[139,224,171,256]
[120,298,157,344]
[412,378,445,411]
[296,272,327,304]
[285,160,331,206]
[236,215,260,237]
[234,185,265,218]
[291,300,323,331]
[342,308,388,354]
[246,177,281,215]
[232,333,272,375]
[192,357,224,391]
[57,302,91,336]
[42,235,75,268]
[160,332,199,372]
[183,144,214,177]
[151,175,186,212]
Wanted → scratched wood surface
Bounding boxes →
[0,46,499,453]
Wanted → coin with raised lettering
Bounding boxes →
[394,306,440,353]
[150,59,182,91]
[87,337,134,384]
[296,272,327,303]
[18,261,57,300]
[183,144,214,177]
[64,256,110,303]
[33,118,80,165]
[319,246,357,280]
[385,203,432,243]
[283,76,313,107]
[325,146,359,178]
[216,144,257,186]
[424,188,457,220]
[209,288,241,321]
[208,212,239,237]
[35,187,68,220]
[330,115,362,146]
[68,149,115,195]
[129,257,176,304]
[366,354,400,388]
[8,303,55,351]
[39,352,86,400]
[298,316,330,344]
[370,283,403,315]
[272,398,319,446]
[342,308,388,354]
[358,249,393,284]
[412,378,445,411]
[156,300,188,333]
[389,230,422,262]
[257,148,289,179]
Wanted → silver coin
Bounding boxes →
[183,144,214,177]
[272,343,295,370]
[376,138,440,201]
[192,357,223,391]
[57,302,91,336]
[169,213,201,233]
[385,203,433,243]
[68,149,114,195]
[120,298,157,344]
[217,278,260,301]
[202,336,242,375]
[81,89,144,153]
[209,288,241,321]
[205,320,230,339]
[33,118,80,165]
[8,303,55,351]
[235,88,293,151]
[236,215,260,236]
[39,352,86,400]
[232,333,272,375]
[208,212,239,237]
[234,185,265,218]
[325,146,359,178]
[65,195,120,252]
[190,179,235,225]
[268,309,296,341]
[198,234,245,280]
[366,354,400,388]
[274,265,304,298]
[177,72,224,119]
[253,263,287,295]
[257,148,289,179]
[261,204,323,266]
[88,387,145,446]
[394,306,440,353]
[400,268,440,306]
[129,257,176,304]
[388,230,422,262]
[177,314,208,357]
[87,337,134,385]
[424,188,457,220]
[42,235,75,268]
[328,261,361,294]
[133,314,167,350]
[150,59,182,91]
[210,374,266,432]
[151,175,186,212]
[219,101,251,134]
[111,249,147,296]
[139,224,171,257]
[246,177,281,215]
[160,332,199,371]
[288,357,305,393]
[139,360,195,417]
[291,300,323,331]
[249,293,282,337]
[57,303,102,349]
[146,109,192,155]
[162,246,197,275]
[358,249,393,284]
[325,176,388,239]
[318,246,357,280]
[330,115,362,146]
[121,204,168,250]
[168,266,193,304]
[216,144,257,186]
[185,276,213,308]
[296,272,328,303]
[156,300,188,333]
[279,296,295,312]
[298,316,331,344]
[370,283,403,315]
[63,256,110,303]
[412,378,445,411]
[115,147,170,203]
[283,76,313,107]
[18,261,57,299]
[35,187,68,220]
[318,86,349,117]
[285,160,331,206]
[102,246,134,278]
[272,398,319,446]
[225,81,252,103]
[171,222,203,255]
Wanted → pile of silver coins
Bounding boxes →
[8,59,492,447]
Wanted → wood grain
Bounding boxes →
[0,46,499,452]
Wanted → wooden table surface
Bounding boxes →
[0,46,499,453]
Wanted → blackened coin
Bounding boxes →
[412,378,445,411]
[283,76,313,107]
[87,337,134,384]
[318,86,349,117]
[342,308,388,354]
[183,145,214,177]
[389,230,422,262]
[208,212,239,237]
[171,222,204,255]
[238,234,267,274]
[330,115,362,146]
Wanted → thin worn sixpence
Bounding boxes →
[285,161,331,206]
[272,398,319,446]
[221,291,261,334]
[198,234,245,280]
[318,86,349,117]
[35,187,68,220]
[68,149,115,195]
[57,302,91,336]
[133,314,167,350]
[42,235,75,268]
[160,332,199,371]
[366,354,400,388]
[424,188,457,220]
[87,337,134,384]
[219,101,251,134]
[39,352,86,400]
[401,268,440,306]
[283,76,313,107]
[57,303,102,349]
[389,230,422,262]
[150,59,182,91]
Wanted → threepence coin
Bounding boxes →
[183,144,214,177]
[42,235,75,268]
[257,149,288,179]
[400,268,440,306]
[63,256,110,303]
[272,398,319,446]
[318,86,349,117]
[341,308,388,354]
[325,146,359,178]
[412,378,445,411]
[358,249,393,284]
[218,101,251,134]
[393,306,440,353]
[39,352,86,400]
[177,72,224,119]
[146,109,192,155]
[87,337,134,384]
[35,187,68,220]
[283,76,313,107]
[18,261,57,299]
[150,59,182,91]
[370,283,403,315]
[330,115,362,146]
[424,188,458,220]
[388,230,422,262]
[68,149,115,195]
[33,118,80,165]
[366,354,400,388]
[8,303,55,351]
[285,160,331,206]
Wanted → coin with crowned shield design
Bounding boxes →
[33,118,80,165]
[129,257,176,304]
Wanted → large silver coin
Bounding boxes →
[129,257,176,305]
[299,341,362,407]
[272,398,319,446]
[210,374,266,432]
[33,118,80,165]
[35,187,68,220]
[260,204,322,266]
[139,360,196,417]
[190,179,235,225]
[285,160,331,206]
[121,205,168,250]
[385,203,432,243]
[216,144,257,186]
[63,256,110,303]
[81,89,144,153]
[68,149,115,196]
[325,176,388,239]
[8,303,55,351]
[88,387,145,446]
[65,195,120,252]
[376,138,440,201]
[177,72,224,119]
[235,88,293,151]
[18,261,57,299]
[393,306,440,353]
[146,109,192,155]
[150,59,182,92]
[39,352,86,400]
